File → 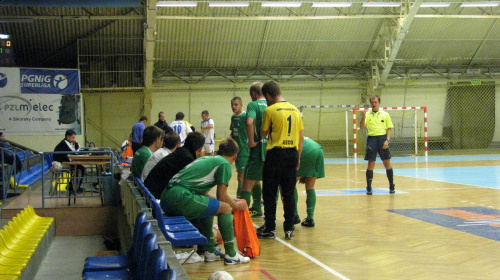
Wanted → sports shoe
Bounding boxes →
[366,187,372,195]
[257,229,276,239]
[224,251,250,265]
[301,218,315,227]
[284,229,294,240]
[389,185,395,194]
[294,215,301,224]
[204,247,224,262]
[249,209,263,218]
[256,224,266,234]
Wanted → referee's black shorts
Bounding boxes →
[364,135,391,162]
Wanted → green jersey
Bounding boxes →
[246,98,268,161]
[230,111,250,158]
[131,146,152,178]
[168,156,232,195]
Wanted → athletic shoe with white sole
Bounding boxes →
[224,252,250,265]
[204,247,224,262]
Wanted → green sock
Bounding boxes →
[294,188,299,217]
[218,214,236,257]
[236,182,242,198]
[276,188,280,203]
[306,189,316,220]
[197,217,215,253]
[251,183,262,212]
[240,191,252,208]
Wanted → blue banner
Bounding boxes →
[20,68,80,94]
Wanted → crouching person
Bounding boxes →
[160,139,250,265]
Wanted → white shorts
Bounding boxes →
[202,143,214,154]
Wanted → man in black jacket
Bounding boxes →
[154,112,173,135]
[53,129,89,192]
[144,132,205,198]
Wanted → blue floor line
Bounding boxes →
[324,154,500,165]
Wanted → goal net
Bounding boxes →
[300,105,428,158]
[353,107,428,158]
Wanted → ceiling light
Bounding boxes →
[157,1,197,7]
[261,2,302,7]
[362,2,402,7]
[209,2,250,7]
[420,2,451,7]
[460,2,500,7]
[312,2,352,8]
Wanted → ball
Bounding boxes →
[208,271,234,280]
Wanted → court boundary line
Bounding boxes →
[254,223,350,280]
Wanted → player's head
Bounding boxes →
[201,110,209,121]
[139,116,148,123]
[231,97,243,114]
[249,82,263,101]
[175,112,184,120]
[163,131,180,150]
[262,80,281,104]
[183,132,206,157]
[217,139,239,162]
[142,126,165,148]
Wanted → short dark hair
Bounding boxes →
[217,139,239,157]
[249,82,263,96]
[175,112,184,120]
[201,110,209,116]
[163,131,180,149]
[231,96,242,104]
[370,95,381,103]
[158,111,165,118]
[142,126,165,147]
[65,129,76,138]
[183,132,205,154]
[139,116,148,122]
[262,80,280,98]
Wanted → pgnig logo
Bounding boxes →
[53,75,68,90]
[0,73,8,88]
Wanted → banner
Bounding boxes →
[0,67,81,135]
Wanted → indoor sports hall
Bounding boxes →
[0,1,499,280]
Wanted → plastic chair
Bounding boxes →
[25,205,55,224]
[83,233,157,280]
[142,248,166,280]
[158,268,177,280]
[83,212,148,272]
[3,224,43,244]
[0,230,37,253]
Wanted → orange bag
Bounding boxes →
[233,208,260,258]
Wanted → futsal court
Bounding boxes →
[183,154,500,280]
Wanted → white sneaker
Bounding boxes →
[224,251,250,265]
[204,247,223,262]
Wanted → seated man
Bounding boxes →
[131,126,165,179]
[141,131,180,181]
[160,139,250,265]
[144,132,205,199]
[53,129,85,192]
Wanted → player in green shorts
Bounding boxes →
[229,96,250,198]
[160,139,250,265]
[240,82,267,218]
[294,137,324,227]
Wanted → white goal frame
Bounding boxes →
[352,106,428,158]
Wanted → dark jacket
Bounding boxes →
[53,139,80,163]
[144,146,196,198]
[154,120,174,134]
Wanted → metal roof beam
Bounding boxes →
[379,0,422,85]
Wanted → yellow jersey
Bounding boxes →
[262,101,304,150]
[364,110,394,136]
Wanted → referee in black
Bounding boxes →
[257,80,304,240]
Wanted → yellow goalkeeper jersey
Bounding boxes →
[262,101,304,150]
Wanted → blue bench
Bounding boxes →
[135,178,208,247]
[11,162,50,188]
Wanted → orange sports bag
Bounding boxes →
[233,208,260,258]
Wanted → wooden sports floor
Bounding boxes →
[184,154,500,280]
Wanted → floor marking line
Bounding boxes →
[254,223,350,280]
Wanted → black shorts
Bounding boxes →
[364,135,391,162]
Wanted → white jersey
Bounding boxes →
[170,120,193,145]
[141,147,172,181]
[201,118,215,145]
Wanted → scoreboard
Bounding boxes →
[0,34,15,66]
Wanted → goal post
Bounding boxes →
[352,107,428,158]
